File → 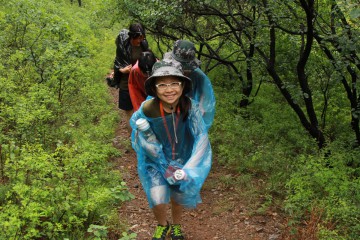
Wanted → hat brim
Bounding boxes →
[145,66,192,97]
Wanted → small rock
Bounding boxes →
[269,234,280,240]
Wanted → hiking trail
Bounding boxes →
[109,88,286,240]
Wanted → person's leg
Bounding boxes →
[147,169,173,239]
[169,198,185,239]
[118,89,134,135]
[152,203,168,226]
[123,109,133,134]
[152,203,170,239]
[170,198,183,224]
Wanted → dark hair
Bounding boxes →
[178,95,191,121]
[138,51,157,75]
[128,23,145,39]
[140,39,149,51]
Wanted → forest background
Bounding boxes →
[0,0,359,239]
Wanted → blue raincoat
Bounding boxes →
[130,99,212,209]
[187,68,216,131]
[161,54,216,131]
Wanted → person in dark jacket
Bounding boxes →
[113,22,149,133]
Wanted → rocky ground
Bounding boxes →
[109,88,288,240]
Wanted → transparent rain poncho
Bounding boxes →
[162,55,216,131]
[130,99,212,209]
[187,68,216,131]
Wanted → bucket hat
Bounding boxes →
[145,61,192,97]
[169,40,201,70]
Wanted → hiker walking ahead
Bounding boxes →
[113,22,149,133]
[128,51,157,111]
[130,61,212,240]
[163,40,216,131]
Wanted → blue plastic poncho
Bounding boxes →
[161,55,216,131]
[187,68,216,131]
[130,99,212,209]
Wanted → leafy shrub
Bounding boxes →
[0,0,131,239]
[211,83,316,176]
[285,147,360,239]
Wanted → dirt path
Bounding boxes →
[109,88,286,240]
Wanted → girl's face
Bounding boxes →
[155,76,184,107]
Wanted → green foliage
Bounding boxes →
[211,76,360,238]
[87,225,108,239]
[211,82,316,174]
[119,231,137,240]
[0,0,130,239]
[1,0,359,239]
[210,81,317,216]
[110,182,135,202]
[285,147,360,239]
[123,0,184,28]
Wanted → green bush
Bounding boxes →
[212,76,360,238]
[0,0,131,239]
[285,147,360,239]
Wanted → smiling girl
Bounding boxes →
[130,61,212,240]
